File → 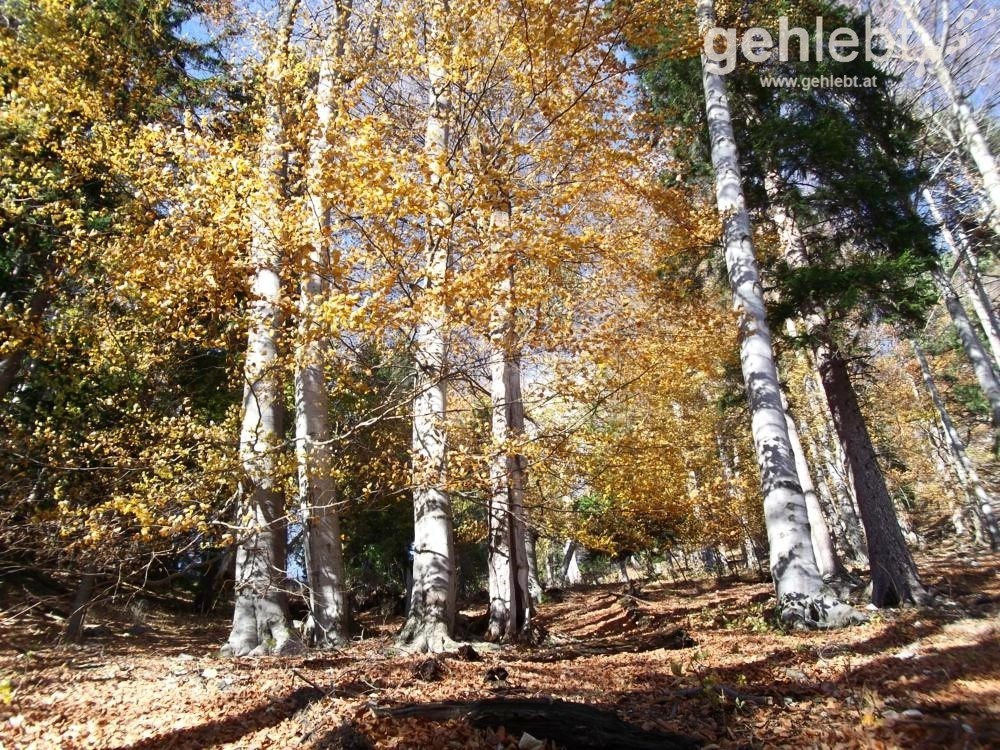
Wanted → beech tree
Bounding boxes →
[397,0,460,653]
[690,0,858,626]
[294,0,354,648]
[913,342,999,549]
[894,0,1000,231]
[224,0,301,657]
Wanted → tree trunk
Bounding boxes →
[926,189,1000,368]
[914,341,999,550]
[224,0,301,658]
[932,267,1000,428]
[899,0,1000,233]
[0,285,51,399]
[782,392,844,580]
[815,343,928,607]
[928,425,976,539]
[296,1,350,649]
[485,198,532,643]
[803,369,868,565]
[194,548,233,616]
[698,0,856,627]
[398,0,457,653]
[62,570,96,644]
[561,540,581,585]
[525,527,543,601]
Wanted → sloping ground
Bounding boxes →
[1,549,997,749]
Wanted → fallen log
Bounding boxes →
[373,697,701,749]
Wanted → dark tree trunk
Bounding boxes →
[0,286,51,399]
[816,344,928,607]
[194,548,234,615]
[62,570,96,644]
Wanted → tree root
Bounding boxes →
[779,593,868,630]
[395,619,462,654]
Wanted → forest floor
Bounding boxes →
[1,548,998,749]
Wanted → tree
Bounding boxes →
[295,0,352,649]
[749,7,936,605]
[0,0,242,634]
[913,341,999,549]
[688,0,857,626]
[397,0,460,653]
[894,0,1000,233]
[224,0,302,657]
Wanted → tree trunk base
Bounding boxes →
[778,593,867,629]
[396,619,460,654]
[374,698,701,749]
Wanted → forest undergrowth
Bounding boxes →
[1,548,997,750]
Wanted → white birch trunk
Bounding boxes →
[398,0,457,652]
[899,0,1000,233]
[699,0,859,626]
[923,189,1000,369]
[913,342,999,550]
[931,266,1000,428]
[296,2,351,648]
[225,0,301,658]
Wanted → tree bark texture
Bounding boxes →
[815,344,927,607]
[782,392,844,580]
[296,0,351,649]
[485,199,532,642]
[699,0,851,626]
[803,369,868,565]
[225,0,301,658]
[399,0,457,653]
